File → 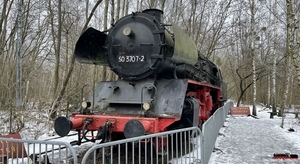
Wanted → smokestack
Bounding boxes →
[142,9,163,22]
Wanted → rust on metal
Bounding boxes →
[0,133,27,161]
[273,153,298,159]
[230,107,250,116]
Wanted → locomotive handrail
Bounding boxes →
[141,83,157,112]
[80,84,95,113]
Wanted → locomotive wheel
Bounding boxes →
[166,97,197,131]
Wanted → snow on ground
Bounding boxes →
[2,104,300,164]
[210,105,300,164]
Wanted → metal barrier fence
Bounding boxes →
[80,101,232,164]
[201,101,233,164]
[0,101,232,164]
[0,137,78,164]
[81,127,201,164]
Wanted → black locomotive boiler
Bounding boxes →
[54,9,227,148]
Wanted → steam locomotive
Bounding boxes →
[54,9,226,146]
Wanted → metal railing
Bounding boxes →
[0,101,233,164]
[81,127,201,164]
[0,138,78,164]
[201,101,233,164]
[80,101,233,164]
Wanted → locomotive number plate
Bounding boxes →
[118,55,145,62]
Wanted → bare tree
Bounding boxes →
[50,0,103,119]
[281,0,295,127]
[288,0,300,88]
[1,0,300,136]
[48,0,62,99]
[250,0,257,116]
[271,0,279,116]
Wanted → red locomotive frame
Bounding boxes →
[56,79,222,147]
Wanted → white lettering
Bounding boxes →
[118,55,145,63]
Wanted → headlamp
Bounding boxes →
[81,101,91,109]
[143,102,151,111]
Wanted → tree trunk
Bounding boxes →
[85,0,89,20]
[0,0,9,56]
[289,0,300,88]
[280,0,294,127]
[104,0,108,30]
[101,0,109,81]
[271,0,278,116]
[250,0,257,116]
[116,0,120,20]
[110,0,115,25]
[125,0,129,16]
[160,0,166,12]
[122,0,127,17]
[267,75,270,108]
[49,0,62,100]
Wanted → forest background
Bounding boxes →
[1,0,300,133]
